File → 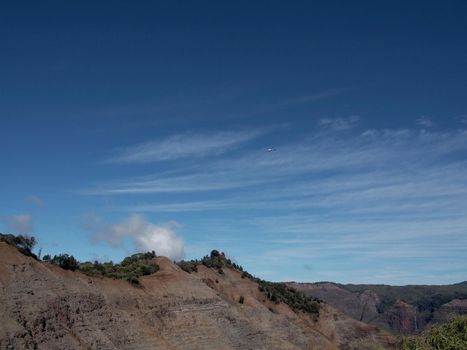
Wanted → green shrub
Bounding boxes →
[258,281,321,315]
[0,233,37,258]
[177,260,199,273]
[79,252,159,283]
[49,254,79,271]
[128,275,140,285]
[401,316,467,350]
[43,251,159,285]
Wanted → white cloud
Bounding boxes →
[81,126,467,284]
[90,214,185,260]
[318,115,360,131]
[258,87,353,112]
[107,129,264,163]
[87,128,467,201]
[124,200,233,212]
[361,129,377,137]
[85,173,262,195]
[6,214,34,235]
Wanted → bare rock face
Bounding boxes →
[0,243,395,350]
[386,300,417,335]
[289,282,467,336]
[433,299,467,324]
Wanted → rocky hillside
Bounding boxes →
[289,282,467,335]
[0,242,397,350]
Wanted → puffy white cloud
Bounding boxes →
[7,214,34,235]
[91,214,185,260]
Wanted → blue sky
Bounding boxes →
[1,1,467,285]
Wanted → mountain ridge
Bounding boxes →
[0,242,396,350]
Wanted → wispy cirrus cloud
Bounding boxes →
[318,115,360,131]
[90,128,467,199]
[257,87,353,113]
[83,173,263,195]
[83,125,467,283]
[123,200,234,212]
[107,129,265,163]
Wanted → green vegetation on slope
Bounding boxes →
[45,251,160,285]
[177,250,321,316]
[401,316,467,350]
[2,233,159,285]
[80,251,159,284]
[43,253,80,271]
[258,281,321,315]
[177,249,244,274]
[0,232,37,258]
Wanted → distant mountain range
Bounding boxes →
[289,281,467,335]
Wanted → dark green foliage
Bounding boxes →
[1,232,159,286]
[121,251,156,266]
[42,254,51,261]
[0,233,37,258]
[232,263,243,271]
[176,250,248,275]
[128,276,140,285]
[177,260,199,273]
[49,254,79,271]
[79,252,159,284]
[0,233,20,246]
[258,281,321,315]
[242,271,254,279]
[175,249,320,316]
[376,296,394,314]
[201,250,230,269]
[401,316,467,350]
[43,251,159,285]
[210,249,221,257]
